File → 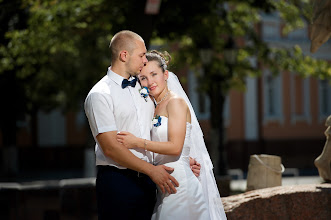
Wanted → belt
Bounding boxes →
[97,165,148,178]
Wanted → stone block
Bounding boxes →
[222,183,331,220]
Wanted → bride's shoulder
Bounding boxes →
[167,94,187,108]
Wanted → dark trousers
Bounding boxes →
[96,166,157,220]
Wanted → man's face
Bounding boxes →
[127,40,148,76]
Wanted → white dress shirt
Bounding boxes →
[84,67,155,168]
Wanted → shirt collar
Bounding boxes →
[107,67,136,86]
[107,67,124,86]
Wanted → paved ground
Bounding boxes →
[230,175,323,192]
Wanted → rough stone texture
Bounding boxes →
[2,180,330,220]
[222,183,331,220]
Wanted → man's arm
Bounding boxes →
[97,131,179,194]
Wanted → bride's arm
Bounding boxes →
[117,98,188,155]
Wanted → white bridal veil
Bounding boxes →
[167,72,227,220]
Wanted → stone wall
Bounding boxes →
[222,183,331,220]
[2,179,330,220]
[0,178,97,220]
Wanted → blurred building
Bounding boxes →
[1,108,91,181]
[1,12,330,181]
[188,12,331,175]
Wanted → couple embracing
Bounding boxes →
[84,30,227,220]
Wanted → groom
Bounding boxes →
[85,30,201,220]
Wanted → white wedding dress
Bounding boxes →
[151,116,211,220]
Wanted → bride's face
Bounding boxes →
[139,61,168,97]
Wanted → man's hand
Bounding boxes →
[190,157,201,177]
[148,165,179,194]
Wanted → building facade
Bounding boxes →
[1,12,330,180]
[188,12,331,173]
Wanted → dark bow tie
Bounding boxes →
[122,77,137,89]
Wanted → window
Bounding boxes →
[188,69,230,123]
[290,75,311,124]
[261,13,280,41]
[319,80,331,120]
[244,76,258,140]
[287,27,308,40]
[38,110,66,146]
[188,69,210,120]
[263,69,283,123]
[223,95,230,126]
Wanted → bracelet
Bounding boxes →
[144,139,147,151]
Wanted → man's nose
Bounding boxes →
[143,56,148,64]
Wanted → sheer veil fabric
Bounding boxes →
[167,72,227,220]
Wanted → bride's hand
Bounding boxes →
[190,157,201,177]
[116,131,137,149]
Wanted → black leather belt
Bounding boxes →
[97,165,149,178]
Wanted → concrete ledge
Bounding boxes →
[0,178,97,220]
[3,179,330,219]
[222,183,331,220]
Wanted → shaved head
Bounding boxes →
[109,30,144,64]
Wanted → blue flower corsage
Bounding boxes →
[139,87,149,102]
[152,115,162,127]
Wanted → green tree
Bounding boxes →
[1,0,330,177]
[154,0,331,175]
[0,0,163,176]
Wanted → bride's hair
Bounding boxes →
[146,50,171,72]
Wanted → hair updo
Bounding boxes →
[145,50,171,72]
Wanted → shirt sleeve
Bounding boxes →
[84,92,117,137]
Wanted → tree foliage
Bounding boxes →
[0,0,330,151]
[1,0,330,113]
[160,0,330,95]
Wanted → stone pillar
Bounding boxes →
[314,115,331,182]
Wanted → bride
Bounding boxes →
[117,50,227,220]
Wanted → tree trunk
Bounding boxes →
[1,71,18,177]
[208,84,228,176]
[30,108,38,147]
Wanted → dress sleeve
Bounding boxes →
[84,92,117,137]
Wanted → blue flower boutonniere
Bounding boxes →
[139,86,149,102]
[152,115,162,127]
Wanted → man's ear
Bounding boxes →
[119,50,128,62]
